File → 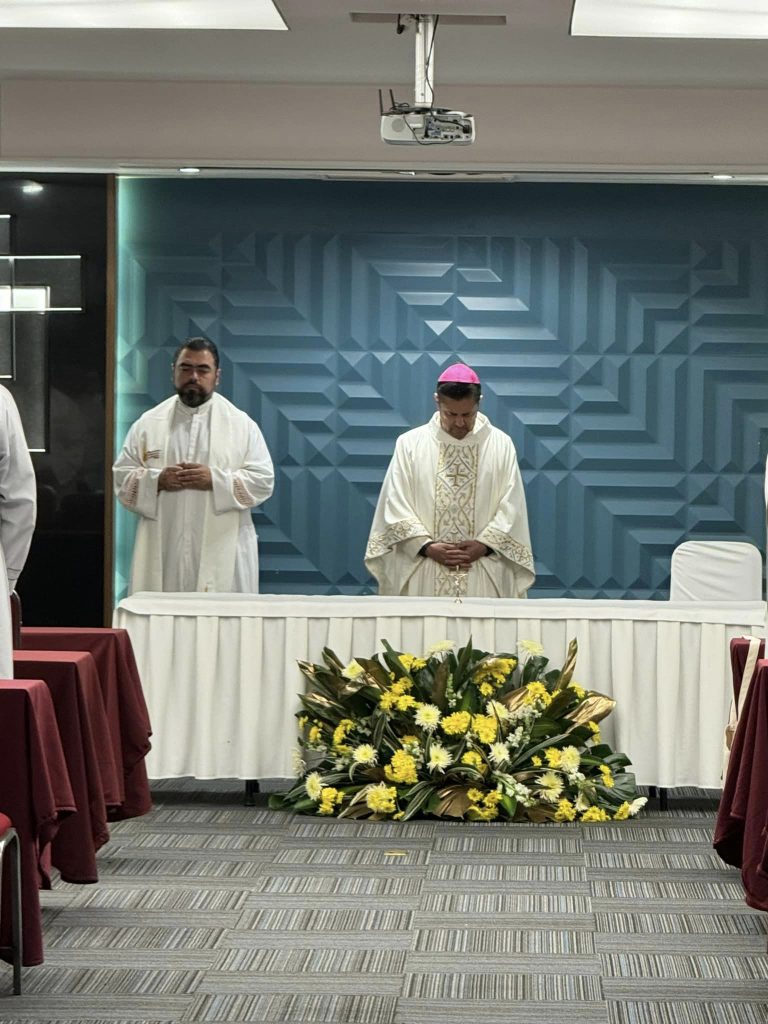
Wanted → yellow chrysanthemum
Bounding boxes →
[613,802,631,820]
[483,790,502,807]
[555,798,576,821]
[461,750,486,773]
[531,755,543,767]
[569,682,586,699]
[467,804,499,821]
[467,787,485,803]
[308,724,322,744]
[297,715,308,729]
[390,676,413,695]
[365,782,397,815]
[523,681,552,706]
[441,711,472,736]
[581,806,610,822]
[396,694,418,712]
[599,764,615,788]
[379,691,397,711]
[479,682,494,697]
[544,747,562,769]
[398,654,427,672]
[384,750,419,784]
[588,720,601,739]
[332,719,355,749]
[559,746,581,773]
[472,714,498,744]
[401,735,420,747]
[318,787,343,815]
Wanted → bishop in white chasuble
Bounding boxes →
[365,364,534,599]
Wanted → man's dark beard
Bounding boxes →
[177,386,212,408]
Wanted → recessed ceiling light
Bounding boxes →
[571,0,768,39]
[22,183,44,194]
[179,167,201,175]
[0,0,287,30]
[712,174,734,180]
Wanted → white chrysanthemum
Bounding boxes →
[559,746,581,774]
[426,640,456,656]
[342,659,365,680]
[415,703,441,731]
[352,743,378,766]
[628,797,648,817]
[574,791,591,812]
[428,744,453,771]
[487,742,509,766]
[485,699,510,721]
[291,749,306,775]
[536,771,564,803]
[305,772,323,801]
[518,639,545,657]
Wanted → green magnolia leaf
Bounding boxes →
[321,647,346,671]
[402,782,437,821]
[431,658,450,710]
[500,794,517,818]
[521,654,550,684]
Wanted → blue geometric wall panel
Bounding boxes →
[115,181,768,600]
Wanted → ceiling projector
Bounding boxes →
[379,13,475,146]
[381,107,475,146]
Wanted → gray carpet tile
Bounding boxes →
[402,971,604,999]
[184,992,399,1022]
[607,1004,768,1024]
[412,928,597,954]
[405,952,601,974]
[601,952,768,980]
[426,862,587,881]
[395,998,610,1024]
[214,948,408,972]
[4,781,766,1024]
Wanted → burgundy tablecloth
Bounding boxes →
[13,651,112,884]
[21,627,152,819]
[714,651,768,911]
[0,679,75,965]
[729,636,765,703]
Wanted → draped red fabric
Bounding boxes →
[0,680,75,965]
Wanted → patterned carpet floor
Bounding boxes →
[1,782,766,1023]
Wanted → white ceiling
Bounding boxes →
[0,0,767,88]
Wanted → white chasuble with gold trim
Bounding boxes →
[365,412,534,598]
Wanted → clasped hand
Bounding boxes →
[426,540,487,566]
[158,462,213,492]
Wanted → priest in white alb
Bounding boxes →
[0,384,36,677]
[114,337,274,594]
[365,363,534,598]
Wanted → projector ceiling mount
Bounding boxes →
[379,14,476,146]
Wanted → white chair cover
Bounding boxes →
[670,541,763,602]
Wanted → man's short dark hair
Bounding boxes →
[436,381,481,402]
[172,336,220,369]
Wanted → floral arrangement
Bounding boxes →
[270,638,646,823]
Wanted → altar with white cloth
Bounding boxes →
[113,593,766,789]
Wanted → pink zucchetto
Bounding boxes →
[437,363,480,384]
